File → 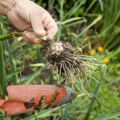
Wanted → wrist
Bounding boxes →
[0,0,16,15]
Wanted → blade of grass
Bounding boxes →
[98,0,104,11]
[5,41,19,84]
[86,0,97,13]
[60,104,68,120]
[23,107,60,120]
[24,69,42,84]
[0,23,7,97]
[65,0,86,18]
[83,82,101,120]
[57,17,86,25]
[57,0,64,41]
[0,32,22,41]
[75,15,102,41]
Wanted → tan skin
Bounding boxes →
[0,0,58,44]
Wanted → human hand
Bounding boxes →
[5,0,58,44]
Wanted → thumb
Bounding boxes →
[31,15,46,36]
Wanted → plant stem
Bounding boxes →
[0,42,7,97]
[0,32,22,41]
[0,23,7,97]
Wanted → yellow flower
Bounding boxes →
[97,46,104,53]
[88,49,96,55]
[103,57,110,64]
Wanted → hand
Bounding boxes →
[6,0,58,44]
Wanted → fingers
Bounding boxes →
[29,9,58,41]
[47,25,58,39]
[23,30,50,45]
[30,13,46,36]
[23,30,42,44]
[43,13,58,39]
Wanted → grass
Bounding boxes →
[0,22,7,98]
[0,0,120,120]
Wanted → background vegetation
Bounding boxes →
[0,0,120,119]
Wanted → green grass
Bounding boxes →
[0,0,120,120]
[0,22,7,97]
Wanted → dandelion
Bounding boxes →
[88,49,96,55]
[98,46,104,53]
[103,57,110,64]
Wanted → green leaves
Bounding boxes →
[0,23,7,97]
